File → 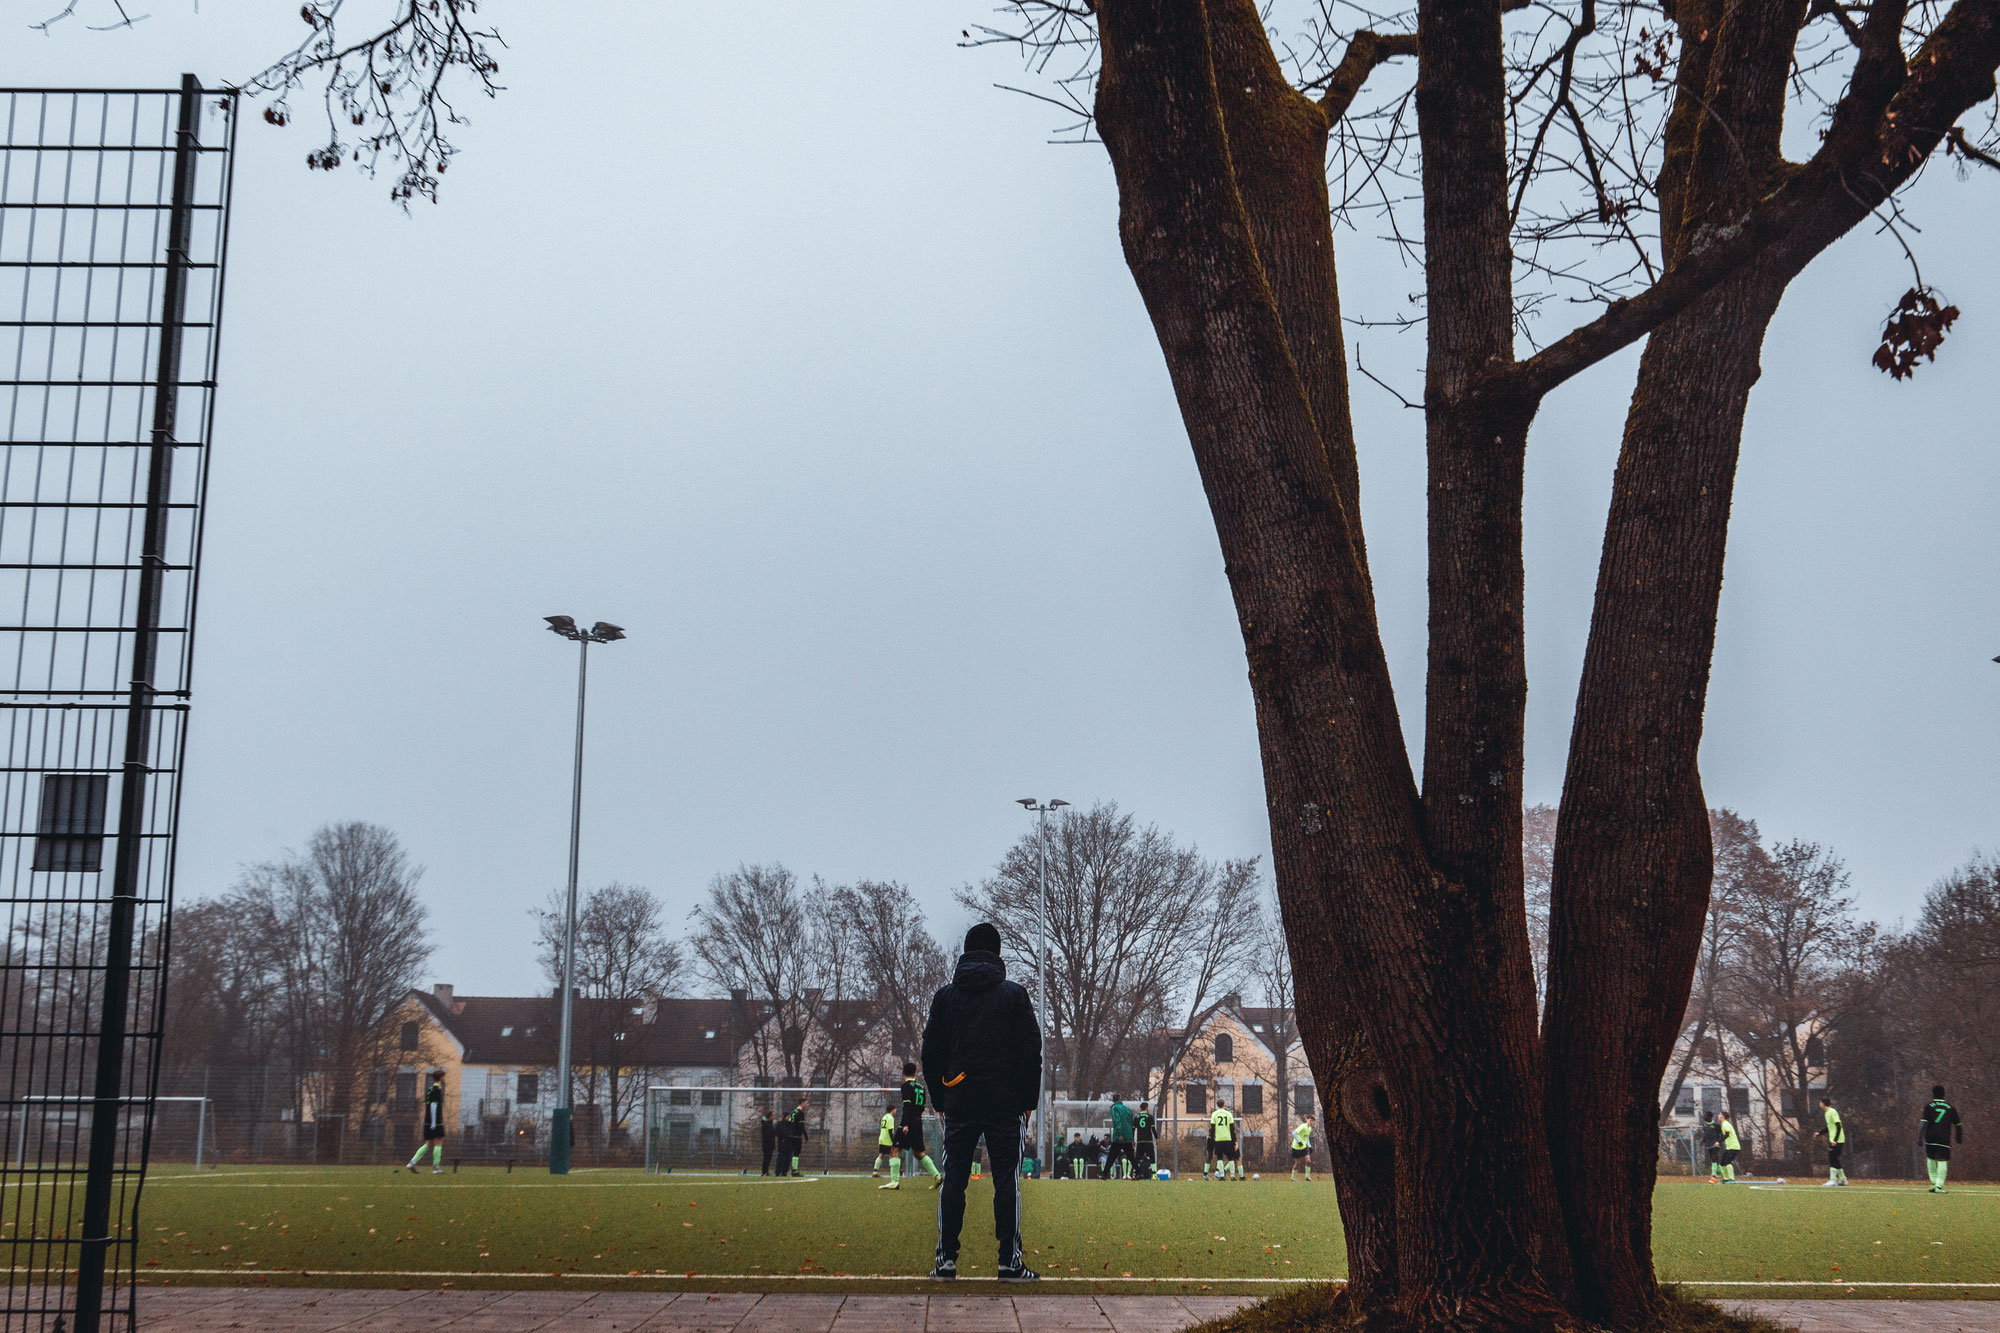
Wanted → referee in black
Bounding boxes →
[921,922,1043,1282]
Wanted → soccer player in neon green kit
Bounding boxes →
[1209,1103,1239,1180]
[1290,1112,1315,1181]
[876,1103,902,1188]
[1815,1096,1848,1186]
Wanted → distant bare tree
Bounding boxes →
[236,822,431,1120]
[1659,809,1765,1122]
[158,898,283,1082]
[1250,897,1302,1124]
[1522,805,1557,1002]
[690,864,815,1087]
[834,880,950,1069]
[959,802,1260,1099]
[1723,839,1872,1159]
[535,882,685,1129]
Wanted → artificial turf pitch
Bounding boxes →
[45,1168,2000,1296]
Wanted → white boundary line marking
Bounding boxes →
[142,1177,822,1190]
[1680,1272,2000,1280]
[143,1268,1317,1285]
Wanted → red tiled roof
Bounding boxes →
[411,992,742,1068]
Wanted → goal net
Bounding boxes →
[644,1085,902,1175]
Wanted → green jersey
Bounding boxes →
[1718,1117,1740,1152]
[1110,1100,1135,1142]
[879,1111,897,1147]
[1823,1105,1844,1145]
[1210,1106,1235,1143]
[1292,1121,1313,1151]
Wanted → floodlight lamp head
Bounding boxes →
[590,622,626,642]
[1050,799,1070,809]
[544,614,578,637]
[1017,798,1037,809]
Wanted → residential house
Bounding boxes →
[1148,994,1322,1169]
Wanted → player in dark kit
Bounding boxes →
[900,1061,942,1184]
[405,1071,446,1174]
[1133,1102,1157,1179]
[785,1098,809,1177]
[1922,1085,1964,1193]
[758,1111,777,1176]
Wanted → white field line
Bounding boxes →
[1742,1183,2000,1195]
[1680,1272,2000,1280]
[142,1176,821,1190]
[142,1268,1317,1284]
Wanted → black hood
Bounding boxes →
[953,949,1006,992]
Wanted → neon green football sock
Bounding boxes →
[890,1156,901,1182]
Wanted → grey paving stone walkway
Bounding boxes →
[129,1289,2000,1332]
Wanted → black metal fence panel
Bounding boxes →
[0,79,235,1332]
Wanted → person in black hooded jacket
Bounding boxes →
[920,921,1043,1282]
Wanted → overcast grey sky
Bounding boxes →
[18,2,1998,996]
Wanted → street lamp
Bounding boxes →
[1015,796,1067,1178]
[544,615,625,1174]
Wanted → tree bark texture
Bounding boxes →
[1086,0,2000,1325]
[1541,0,1803,1318]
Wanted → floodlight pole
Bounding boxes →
[545,617,624,1174]
[1017,797,1066,1177]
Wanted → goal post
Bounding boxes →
[12,1095,211,1172]
[643,1085,902,1175]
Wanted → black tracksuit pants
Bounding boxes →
[935,1113,1024,1271]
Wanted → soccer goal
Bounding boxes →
[1658,1124,1702,1177]
[643,1085,901,1175]
[12,1095,213,1171]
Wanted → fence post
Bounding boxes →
[72,76,203,1333]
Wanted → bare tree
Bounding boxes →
[534,881,686,1131]
[1522,804,1557,1002]
[690,864,815,1087]
[1721,839,1872,1161]
[959,802,1259,1099]
[1658,810,1764,1124]
[831,880,950,1070]
[236,822,431,1121]
[1250,896,1302,1127]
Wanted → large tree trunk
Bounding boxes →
[1542,270,1783,1324]
[1096,2,1572,1323]
[1540,0,1803,1316]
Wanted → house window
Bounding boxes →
[701,1089,722,1107]
[1293,1083,1314,1117]
[516,1073,539,1104]
[400,1022,419,1052]
[670,1088,693,1106]
[1214,1034,1234,1064]
[1242,1082,1264,1116]
[1675,1085,1695,1117]
[1700,1085,1722,1115]
[33,774,109,873]
[1804,1035,1825,1065]
[395,1071,418,1105]
[1728,1088,1750,1120]
[1185,1082,1207,1115]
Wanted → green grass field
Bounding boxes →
[20,1168,1998,1296]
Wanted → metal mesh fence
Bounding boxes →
[645,1087,906,1175]
[0,79,236,1331]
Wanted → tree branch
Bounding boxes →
[1502,0,2000,404]
[1315,30,1419,124]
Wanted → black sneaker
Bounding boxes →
[997,1264,1041,1283]
[928,1260,957,1281]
